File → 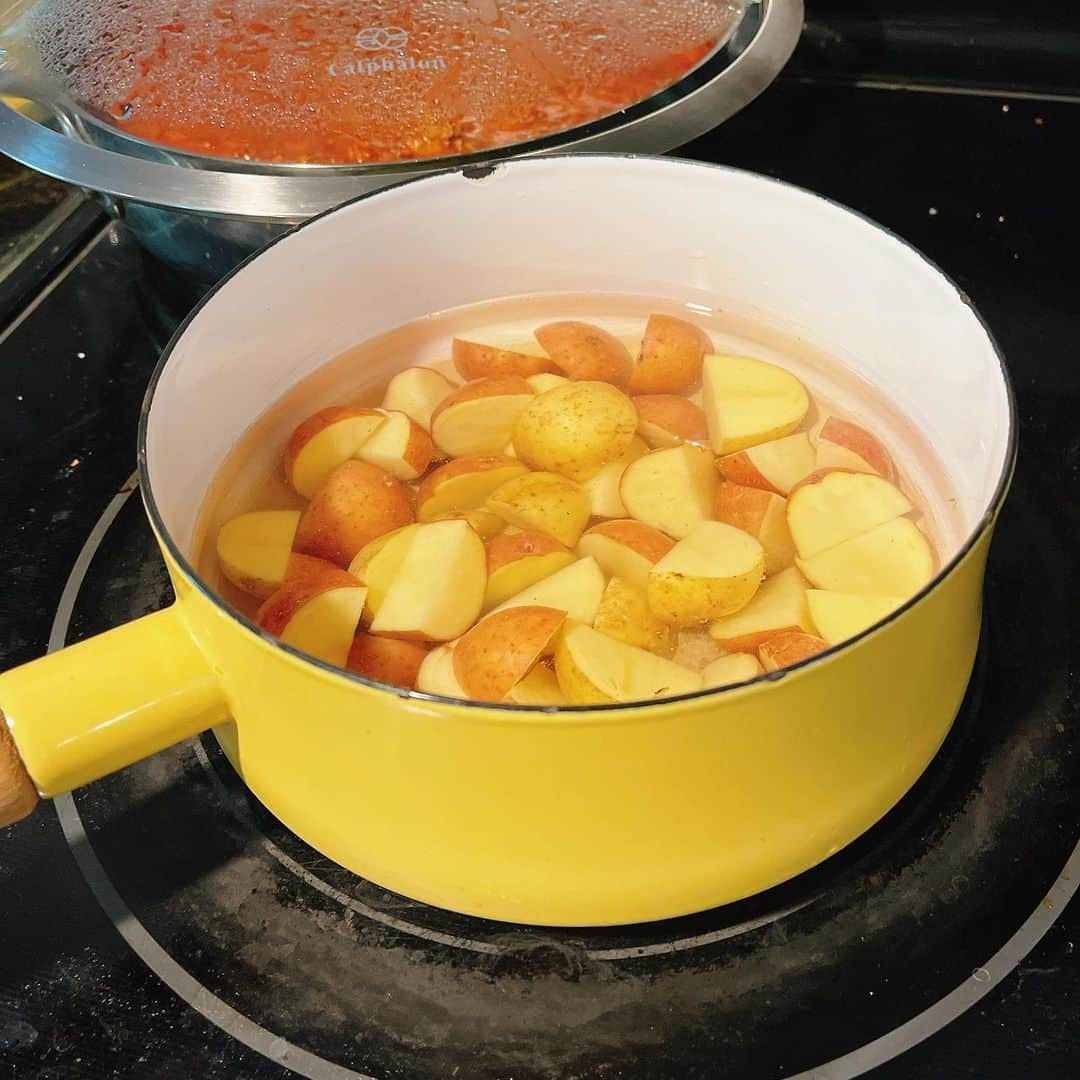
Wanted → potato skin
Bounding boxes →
[486,471,592,547]
[512,381,638,481]
[647,565,763,628]
[593,577,677,657]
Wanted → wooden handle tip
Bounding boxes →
[0,712,39,827]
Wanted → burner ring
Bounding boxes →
[51,479,1080,1079]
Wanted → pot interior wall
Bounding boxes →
[145,157,1010,562]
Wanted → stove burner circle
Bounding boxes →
[50,478,1080,1079]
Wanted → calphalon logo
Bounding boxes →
[329,25,447,76]
[355,26,409,51]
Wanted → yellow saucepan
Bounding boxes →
[0,157,1015,926]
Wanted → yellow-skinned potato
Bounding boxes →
[555,621,702,704]
[512,380,638,481]
[486,471,592,546]
[648,521,765,626]
[593,577,677,658]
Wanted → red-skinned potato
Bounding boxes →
[484,531,574,610]
[758,629,829,672]
[256,555,367,668]
[453,605,567,702]
[283,405,386,499]
[786,469,913,559]
[576,519,674,586]
[355,409,434,480]
[417,454,528,521]
[619,443,717,539]
[796,518,934,596]
[293,460,414,567]
[453,338,557,380]
[628,313,712,394]
[702,353,809,454]
[216,509,301,598]
[430,376,534,457]
[416,643,467,698]
[367,519,487,642]
[813,415,898,482]
[716,432,816,496]
[535,321,634,386]
[709,566,812,652]
[632,394,708,448]
[380,367,456,429]
[346,634,429,689]
[713,481,795,575]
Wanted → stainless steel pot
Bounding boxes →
[0,1,801,284]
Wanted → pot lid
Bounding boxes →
[20,0,753,166]
[0,1,802,217]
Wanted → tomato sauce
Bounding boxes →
[36,2,733,165]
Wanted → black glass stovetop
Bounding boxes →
[1,80,1078,1079]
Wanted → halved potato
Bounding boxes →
[417,454,528,521]
[709,566,812,652]
[217,509,301,598]
[619,443,717,539]
[795,518,934,596]
[486,471,592,546]
[628,313,711,395]
[593,577,677,658]
[806,589,907,645]
[490,556,606,625]
[453,605,566,702]
[554,622,703,704]
[702,353,809,454]
[786,469,913,559]
[430,376,534,456]
[577,519,675,587]
[535,321,634,386]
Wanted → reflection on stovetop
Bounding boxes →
[1,81,1078,1079]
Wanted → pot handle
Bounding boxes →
[0,606,228,828]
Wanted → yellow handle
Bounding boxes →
[0,607,228,800]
